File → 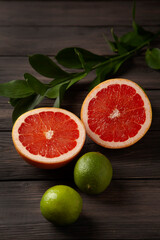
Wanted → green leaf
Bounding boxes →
[49,75,73,87]
[46,81,69,99]
[116,42,129,55]
[67,72,87,89]
[0,80,34,98]
[9,98,21,107]
[108,41,118,52]
[120,29,153,50]
[111,28,119,43]
[132,0,153,41]
[145,48,160,70]
[96,61,116,80]
[89,75,101,91]
[56,47,106,69]
[46,75,74,98]
[54,83,69,108]
[12,94,44,123]
[46,72,87,98]
[117,2,154,52]
[110,28,132,54]
[136,25,153,41]
[132,0,153,40]
[119,31,136,48]
[103,34,117,52]
[74,48,90,72]
[95,56,129,83]
[24,73,48,96]
[29,54,69,78]
[112,57,128,74]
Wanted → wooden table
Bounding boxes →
[0,1,160,239]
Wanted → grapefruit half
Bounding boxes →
[12,108,86,169]
[81,78,152,149]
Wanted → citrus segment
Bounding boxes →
[18,112,79,157]
[81,79,152,148]
[12,108,86,168]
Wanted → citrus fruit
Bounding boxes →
[12,107,86,169]
[40,185,82,226]
[74,152,113,194]
[81,78,152,148]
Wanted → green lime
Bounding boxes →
[74,152,113,194]
[40,185,82,226]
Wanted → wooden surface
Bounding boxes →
[0,1,160,239]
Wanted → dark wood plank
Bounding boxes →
[0,90,159,131]
[0,26,159,56]
[0,180,160,239]
[0,130,159,180]
[0,1,159,240]
[0,1,159,26]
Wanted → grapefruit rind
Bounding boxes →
[81,78,152,149]
[12,108,86,169]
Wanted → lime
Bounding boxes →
[40,185,82,226]
[74,152,113,194]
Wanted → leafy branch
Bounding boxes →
[0,2,160,123]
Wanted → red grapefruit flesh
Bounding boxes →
[12,108,86,169]
[81,78,152,148]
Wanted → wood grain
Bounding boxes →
[0,1,160,239]
[0,26,159,56]
[0,180,160,239]
[0,131,159,180]
[0,1,159,26]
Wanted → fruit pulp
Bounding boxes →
[18,111,79,157]
[87,84,146,142]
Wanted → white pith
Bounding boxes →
[81,78,152,149]
[109,108,120,119]
[45,130,54,140]
[12,108,86,163]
